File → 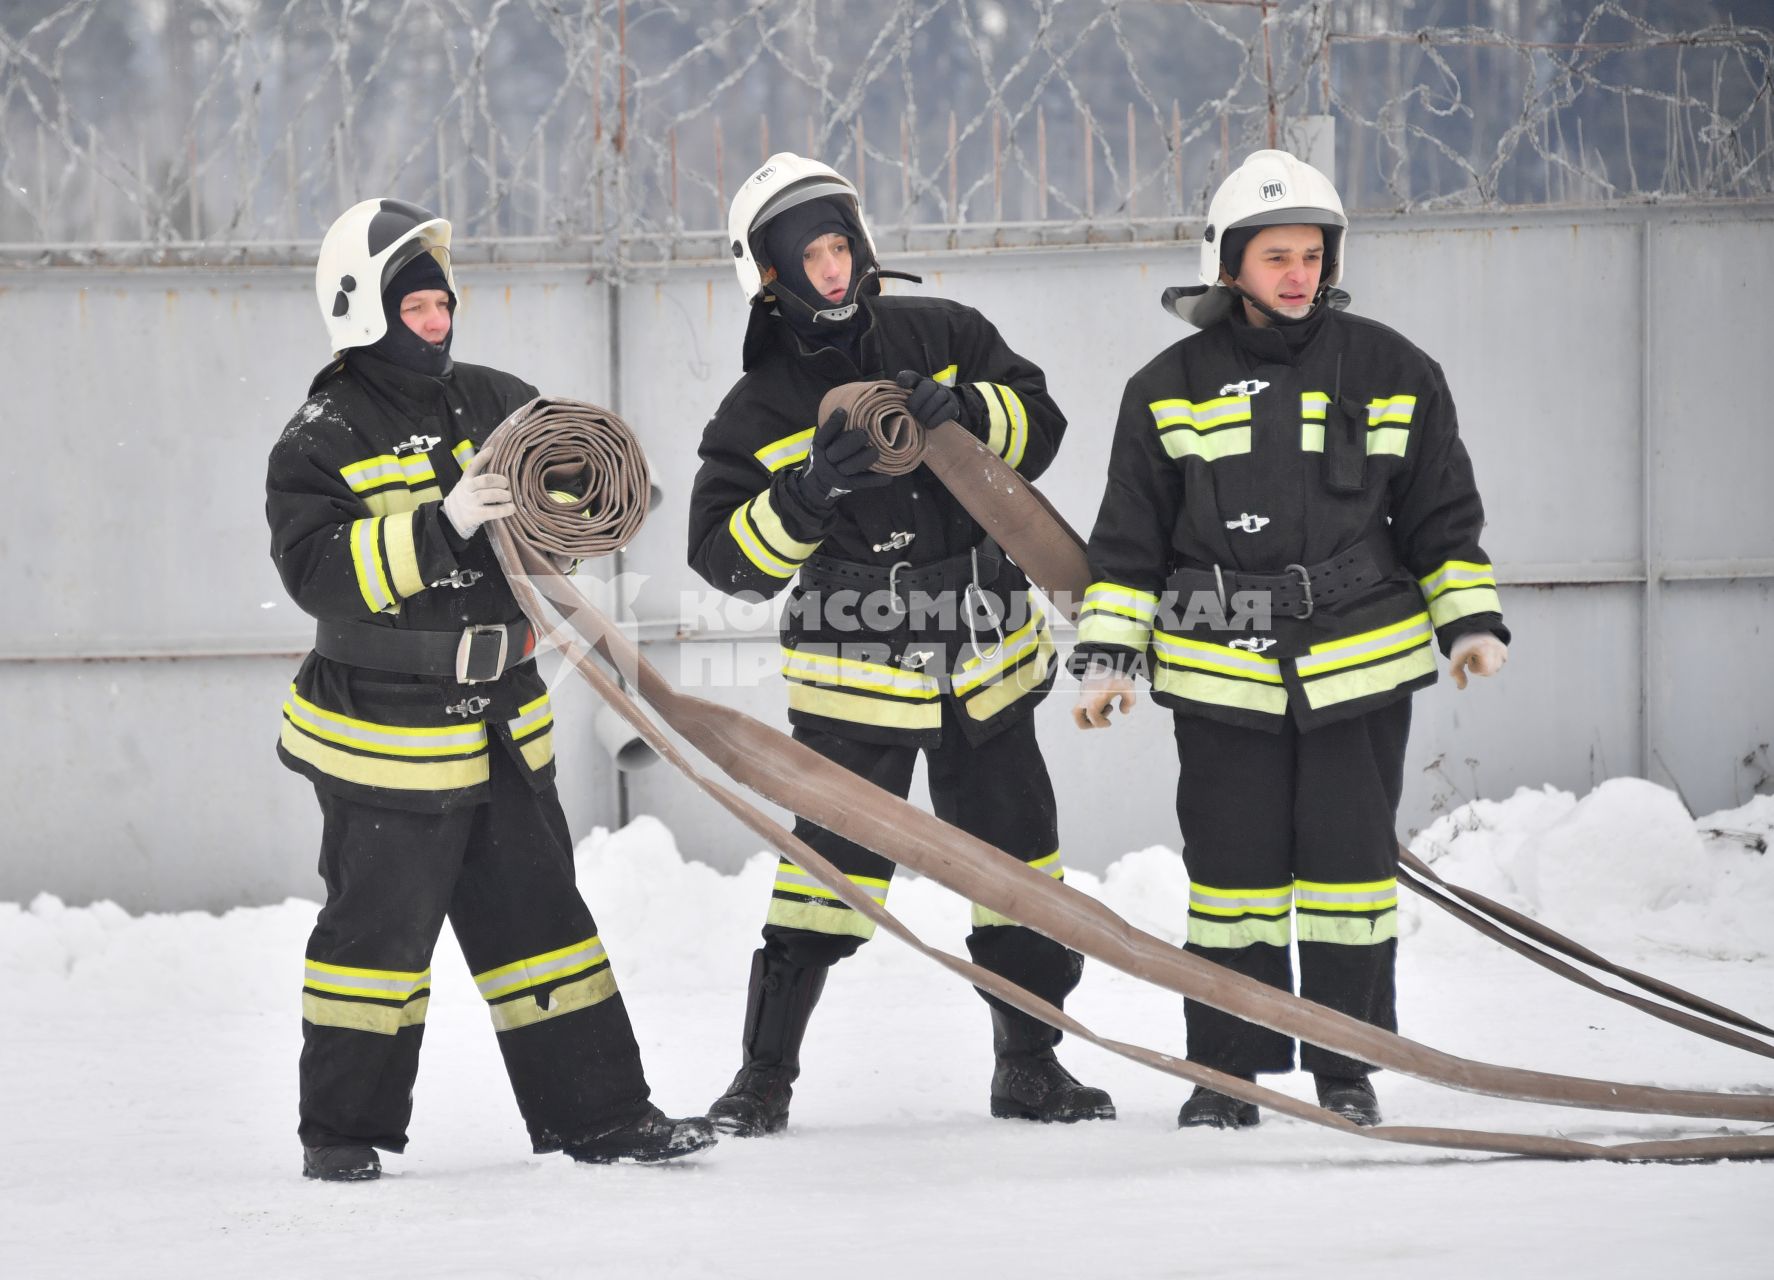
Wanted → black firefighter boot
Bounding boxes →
[988,1005,1116,1123]
[705,947,829,1137]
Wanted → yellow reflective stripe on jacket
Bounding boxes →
[972,382,1028,468]
[961,630,1054,722]
[974,851,1064,927]
[1153,631,1284,683]
[1078,581,1157,650]
[1300,646,1435,711]
[727,499,800,579]
[1149,395,1252,431]
[750,489,821,563]
[382,510,422,598]
[349,516,395,612]
[754,427,816,473]
[1159,425,1251,462]
[1294,877,1399,913]
[1301,391,1329,420]
[1419,560,1503,626]
[781,647,940,699]
[1188,881,1292,918]
[452,438,475,468]
[932,363,958,386]
[284,687,487,757]
[1367,394,1417,425]
[304,958,432,1000]
[362,486,442,517]
[953,608,1048,696]
[341,452,437,494]
[509,694,553,742]
[1153,666,1289,715]
[474,936,609,1001]
[1295,613,1433,679]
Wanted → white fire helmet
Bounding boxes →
[727,152,879,313]
[315,198,457,354]
[1163,149,1347,327]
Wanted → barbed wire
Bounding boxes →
[0,0,1768,267]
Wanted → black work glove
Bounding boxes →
[794,406,892,512]
[895,368,972,434]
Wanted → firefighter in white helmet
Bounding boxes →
[687,154,1115,1134]
[1072,150,1509,1129]
[267,198,715,1178]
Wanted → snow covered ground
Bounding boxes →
[3,779,1771,1279]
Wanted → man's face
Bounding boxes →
[801,232,853,305]
[1231,224,1324,323]
[399,288,453,345]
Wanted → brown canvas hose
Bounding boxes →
[473,398,1774,1161]
[817,381,1093,619]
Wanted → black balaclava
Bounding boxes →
[758,195,871,357]
[365,249,455,376]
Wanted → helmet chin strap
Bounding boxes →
[769,262,879,326]
[1222,275,1327,326]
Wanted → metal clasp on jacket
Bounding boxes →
[431,568,483,590]
[873,531,915,553]
[445,695,492,718]
[965,544,1005,664]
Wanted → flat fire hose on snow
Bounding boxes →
[474,396,1774,1162]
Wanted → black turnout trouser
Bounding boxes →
[762,704,1083,1019]
[1171,698,1411,1079]
[298,737,651,1154]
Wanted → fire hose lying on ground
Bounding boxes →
[474,394,1774,1162]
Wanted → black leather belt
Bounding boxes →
[800,538,1003,597]
[1166,533,1395,620]
[314,617,535,684]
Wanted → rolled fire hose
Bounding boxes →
[817,381,1093,619]
[828,379,1774,1059]
[474,398,1774,1162]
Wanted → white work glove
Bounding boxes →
[1448,632,1508,690]
[1072,663,1139,730]
[442,472,515,540]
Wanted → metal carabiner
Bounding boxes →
[886,560,911,617]
[965,545,1005,665]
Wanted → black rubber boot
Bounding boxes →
[1177,1078,1261,1130]
[301,1143,381,1181]
[1315,1073,1382,1126]
[565,1105,717,1164]
[706,947,829,1137]
[988,1006,1116,1123]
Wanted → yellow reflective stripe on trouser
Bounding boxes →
[973,851,1064,928]
[304,958,432,1000]
[1077,581,1156,650]
[754,427,816,473]
[474,936,609,1001]
[1186,880,1293,949]
[1296,614,1433,678]
[303,992,430,1035]
[1295,878,1400,946]
[767,861,888,941]
[302,958,431,1035]
[489,969,621,1031]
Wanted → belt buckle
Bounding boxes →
[1284,563,1314,619]
[456,624,509,684]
